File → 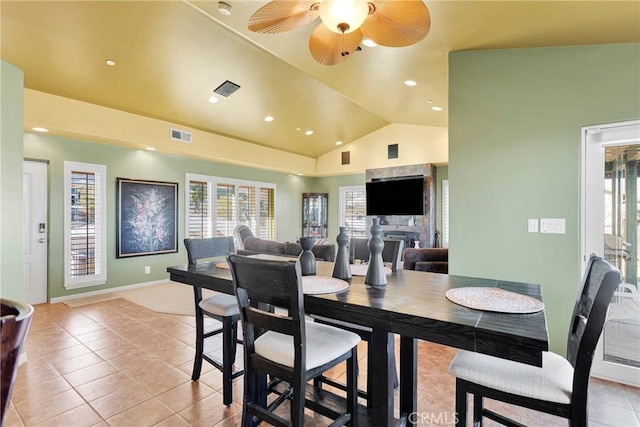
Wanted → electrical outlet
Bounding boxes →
[145,266,150,274]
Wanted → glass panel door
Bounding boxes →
[584,120,640,386]
[602,146,640,371]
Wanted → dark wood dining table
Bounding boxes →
[167,259,548,427]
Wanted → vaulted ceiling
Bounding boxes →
[2,1,639,158]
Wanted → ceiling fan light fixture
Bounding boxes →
[217,2,232,16]
[319,0,369,34]
[362,38,377,47]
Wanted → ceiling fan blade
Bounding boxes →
[309,24,363,66]
[361,0,430,47]
[248,0,319,34]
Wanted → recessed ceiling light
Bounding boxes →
[427,99,434,104]
[145,147,156,151]
[264,116,274,122]
[296,127,301,131]
[208,96,220,104]
[404,80,417,87]
[32,127,48,132]
[218,2,232,15]
[335,141,343,146]
[432,106,443,111]
[362,38,377,48]
[105,59,116,66]
[305,130,313,136]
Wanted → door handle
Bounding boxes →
[38,238,46,243]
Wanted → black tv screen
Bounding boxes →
[366,177,424,216]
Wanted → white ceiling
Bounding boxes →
[2,1,639,158]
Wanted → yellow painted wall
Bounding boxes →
[24,90,448,177]
[315,123,448,175]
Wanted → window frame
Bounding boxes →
[64,161,107,289]
[442,179,450,248]
[339,185,367,239]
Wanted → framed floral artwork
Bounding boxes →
[116,178,178,258]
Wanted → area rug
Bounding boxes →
[63,281,216,316]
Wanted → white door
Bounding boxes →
[23,161,48,304]
[582,120,640,387]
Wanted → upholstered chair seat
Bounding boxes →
[449,350,574,404]
[198,294,240,317]
[255,321,361,370]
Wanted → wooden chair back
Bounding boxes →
[568,255,621,413]
[184,237,235,265]
[349,237,404,271]
[227,254,306,368]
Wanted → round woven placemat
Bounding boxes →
[215,261,230,270]
[445,287,544,314]
[301,276,349,295]
[350,264,392,277]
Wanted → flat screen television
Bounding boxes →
[366,176,424,216]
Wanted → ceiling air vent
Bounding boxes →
[214,80,241,97]
[171,128,192,143]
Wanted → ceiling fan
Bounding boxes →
[247,0,431,66]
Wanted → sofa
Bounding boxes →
[402,248,448,274]
[237,236,336,262]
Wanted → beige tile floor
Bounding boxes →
[5,298,640,427]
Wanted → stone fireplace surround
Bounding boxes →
[365,163,436,248]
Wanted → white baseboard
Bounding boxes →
[49,279,171,304]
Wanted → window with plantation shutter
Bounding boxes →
[237,185,256,232]
[258,187,275,239]
[339,185,367,239]
[64,161,107,289]
[185,174,276,246]
[188,180,212,238]
[216,183,236,237]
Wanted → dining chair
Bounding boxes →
[448,254,622,426]
[349,237,404,272]
[183,236,242,406]
[227,254,360,427]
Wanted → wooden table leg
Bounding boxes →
[368,329,395,426]
[400,336,417,425]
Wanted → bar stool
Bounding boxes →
[184,237,242,406]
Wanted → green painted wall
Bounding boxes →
[23,133,315,299]
[449,43,640,355]
[0,60,25,301]
[22,132,445,300]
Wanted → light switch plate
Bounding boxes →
[528,219,539,233]
[540,218,566,234]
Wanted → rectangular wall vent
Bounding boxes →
[171,128,192,143]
